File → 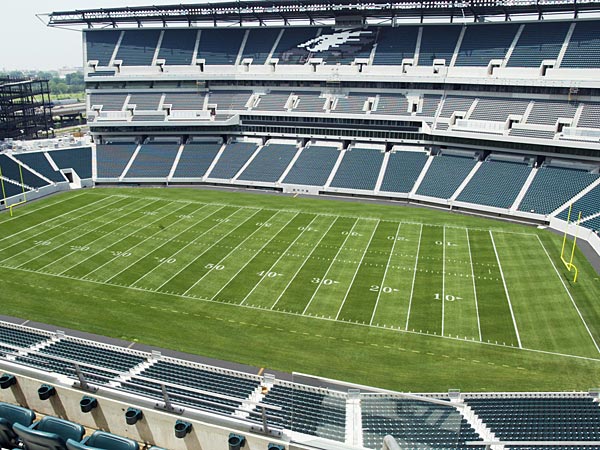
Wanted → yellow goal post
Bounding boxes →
[560,204,581,283]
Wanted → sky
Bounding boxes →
[0,0,206,71]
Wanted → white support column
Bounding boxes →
[203,142,228,180]
[44,152,60,171]
[450,26,466,67]
[266,29,284,64]
[6,153,54,185]
[511,166,539,211]
[324,149,347,189]
[451,160,482,202]
[277,144,303,185]
[503,24,524,67]
[573,103,585,127]
[410,154,435,195]
[521,100,535,124]
[551,176,600,217]
[232,144,264,181]
[167,143,186,182]
[413,26,423,66]
[152,30,165,66]
[119,143,142,180]
[374,151,390,193]
[109,31,125,67]
[235,30,250,66]
[345,391,362,448]
[191,30,202,65]
[556,22,576,68]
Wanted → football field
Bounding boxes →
[1,188,599,391]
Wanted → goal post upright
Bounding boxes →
[560,203,580,283]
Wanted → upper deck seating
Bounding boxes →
[330,148,384,190]
[128,93,161,111]
[158,29,197,65]
[379,151,429,193]
[519,166,598,215]
[241,28,281,64]
[469,97,530,122]
[208,91,252,111]
[164,92,206,110]
[418,25,462,66]
[208,142,258,179]
[198,29,245,64]
[526,100,578,125]
[125,141,180,178]
[375,94,409,116]
[577,103,600,128]
[14,152,66,183]
[115,30,161,66]
[562,21,600,68]
[0,155,48,189]
[507,22,570,67]
[416,154,477,199]
[85,30,121,66]
[310,27,375,64]
[47,147,93,180]
[334,94,368,114]
[457,159,532,208]
[283,145,340,186]
[455,23,519,66]
[292,92,327,113]
[96,142,138,178]
[237,143,298,182]
[508,129,556,140]
[466,397,600,441]
[362,396,483,450]
[173,142,222,178]
[253,92,292,111]
[438,96,476,118]
[416,95,442,118]
[271,28,319,64]
[372,26,418,65]
[90,93,127,112]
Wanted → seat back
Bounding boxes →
[0,402,36,448]
[13,422,68,450]
[35,416,85,442]
[66,439,99,450]
[86,431,139,450]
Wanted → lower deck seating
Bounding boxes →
[237,143,298,182]
[249,385,346,442]
[416,154,477,199]
[124,141,180,178]
[96,143,138,178]
[519,167,599,215]
[362,396,483,450]
[13,152,66,183]
[207,142,258,179]
[581,215,600,232]
[172,142,222,178]
[0,323,49,348]
[329,148,384,190]
[47,147,93,179]
[379,151,429,193]
[0,154,49,189]
[557,183,600,221]
[282,145,340,186]
[466,397,600,441]
[457,159,532,208]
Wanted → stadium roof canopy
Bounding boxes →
[47,0,600,28]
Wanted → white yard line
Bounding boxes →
[152,208,253,291]
[369,222,401,325]
[98,203,212,282]
[65,202,193,278]
[301,218,359,315]
[1,196,125,263]
[238,214,318,306]
[0,195,119,252]
[183,210,283,296]
[270,216,338,310]
[335,220,380,321]
[536,234,600,354]
[210,212,300,302]
[405,224,423,330]
[3,262,600,363]
[466,228,482,342]
[441,225,446,337]
[489,230,522,349]
[35,199,164,272]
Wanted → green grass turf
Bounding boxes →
[0,187,599,392]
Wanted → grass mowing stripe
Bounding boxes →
[270,216,338,310]
[466,228,482,341]
[210,212,313,304]
[69,202,193,280]
[369,222,401,326]
[0,195,120,256]
[489,230,522,349]
[406,225,443,335]
[183,209,284,296]
[442,225,446,336]
[31,199,164,273]
[273,217,356,314]
[536,234,600,354]
[405,224,423,330]
[237,214,320,306]
[152,207,256,292]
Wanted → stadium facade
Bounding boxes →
[0,1,600,449]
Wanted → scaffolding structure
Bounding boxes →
[0,77,54,140]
